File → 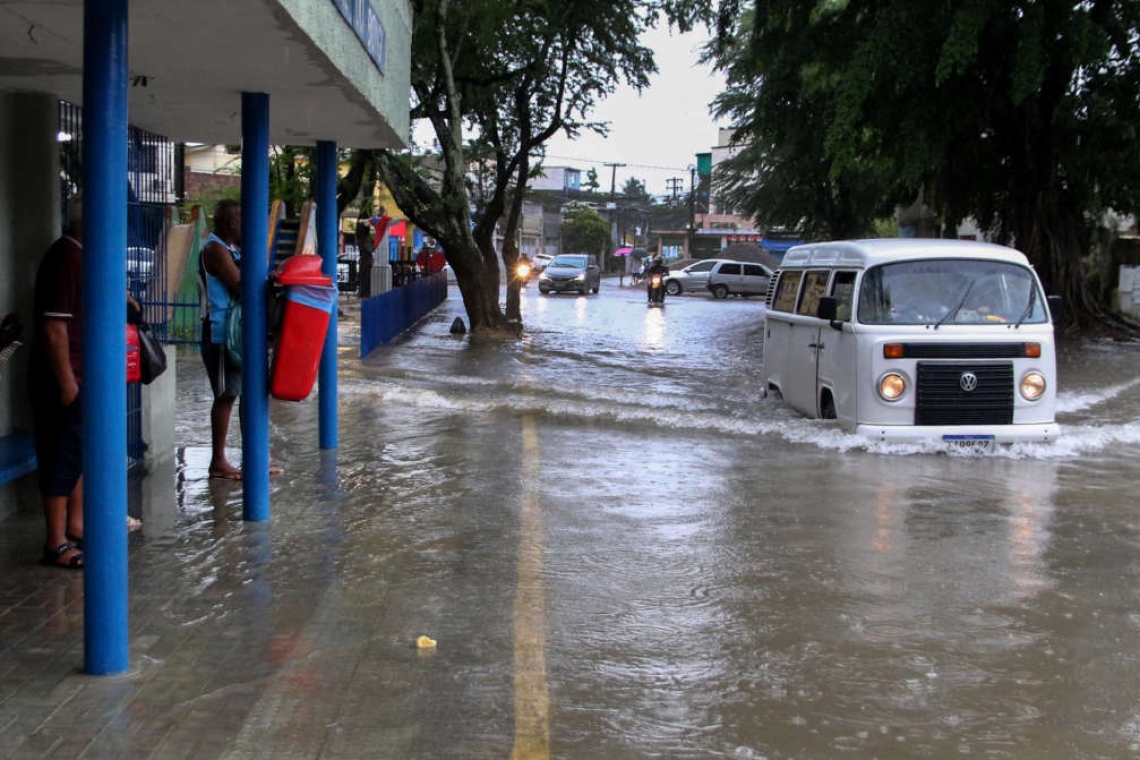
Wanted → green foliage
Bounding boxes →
[622,177,650,201]
[370,0,704,329]
[562,206,612,257]
[709,0,1140,323]
[584,167,601,192]
[269,147,313,218]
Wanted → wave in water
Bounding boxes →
[341,376,1140,461]
[1055,379,1140,415]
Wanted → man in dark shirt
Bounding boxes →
[355,214,374,298]
[29,196,86,568]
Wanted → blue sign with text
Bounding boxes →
[331,0,387,74]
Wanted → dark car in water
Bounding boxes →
[538,254,601,295]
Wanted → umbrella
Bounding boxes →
[630,247,650,259]
[614,246,633,256]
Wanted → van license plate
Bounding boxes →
[943,434,995,451]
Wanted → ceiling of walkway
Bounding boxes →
[0,0,407,148]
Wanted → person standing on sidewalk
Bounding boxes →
[355,213,374,299]
[198,199,244,480]
[28,195,86,568]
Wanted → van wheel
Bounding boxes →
[592,285,599,294]
[766,383,782,400]
[712,284,729,299]
[666,280,682,296]
[820,392,837,420]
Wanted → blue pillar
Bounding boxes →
[316,140,339,449]
[241,93,270,521]
[81,0,129,675]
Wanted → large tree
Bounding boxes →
[345,0,701,334]
[709,0,1140,329]
[562,204,612,258]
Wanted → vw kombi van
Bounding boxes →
[761,239,1061,445]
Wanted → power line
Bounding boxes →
[545,153,690,173]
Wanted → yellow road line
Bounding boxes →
[510,413,549,760]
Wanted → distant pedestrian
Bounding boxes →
[355,214,374,298]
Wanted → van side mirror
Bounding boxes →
[817,296,844,331]
[817,297,837,320]
[1046,295,1063,323]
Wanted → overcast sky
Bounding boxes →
[542,24,727,199]
[413,25,727,200]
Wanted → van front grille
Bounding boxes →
[915,362,1014,425]
[904,343,1026,359]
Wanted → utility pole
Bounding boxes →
[666,177,683,200]
[604,162,626,199]
[688,165,697,256]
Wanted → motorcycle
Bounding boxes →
[647,273,666,306]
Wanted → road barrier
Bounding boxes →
[360,272,448,356]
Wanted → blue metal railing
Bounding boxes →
[360,272,448,356]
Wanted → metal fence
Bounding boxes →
[58,101,177,464]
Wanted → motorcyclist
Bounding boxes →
[646,255,668,302]
[515,253,532,282]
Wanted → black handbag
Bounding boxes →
[136,322,168,385]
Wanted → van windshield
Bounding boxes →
[858,259,1048,325]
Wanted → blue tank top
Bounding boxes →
[199,233,241,343]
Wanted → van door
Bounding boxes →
[781,270,831,417]
[763,271,802,402]
[814,271,858,425]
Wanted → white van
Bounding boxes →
[761,239,1061,445]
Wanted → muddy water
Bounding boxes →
[177,284,1140,758]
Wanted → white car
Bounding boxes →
[706,261,773,299]
[663,258,732,295]
[532,253,554,272]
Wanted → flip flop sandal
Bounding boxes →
[41,542,83,569]
[66,532,84,550]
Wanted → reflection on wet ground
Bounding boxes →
[3,283,1140,758]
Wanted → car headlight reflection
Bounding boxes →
[1020,371,1046,401]
[878,372,907,401]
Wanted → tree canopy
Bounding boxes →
[348,0,705,334]
[709,0,1140,328]
[562,205,612,257]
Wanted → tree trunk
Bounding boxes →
[373,149,511,335]
[1015,187,1138,335]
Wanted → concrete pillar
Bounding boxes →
[316,140,338,450]
[240,92,270,521]
[82,0,130,676]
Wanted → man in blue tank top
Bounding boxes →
[199,199,243,479]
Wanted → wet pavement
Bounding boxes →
[3,280,1140,758]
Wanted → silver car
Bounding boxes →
[706,260,773,298]
[538,254,601,295]
[664,258,732,295]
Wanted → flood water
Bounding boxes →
[175,282,1140,758]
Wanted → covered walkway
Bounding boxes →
[0,0,410,675]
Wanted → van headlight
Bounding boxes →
[1020,371,1046,401]
[574,274,586,281]
[878,372,907,401]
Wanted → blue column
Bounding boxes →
[316,140,339,449]
[241,93,270,521]
[81,0,129,676]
